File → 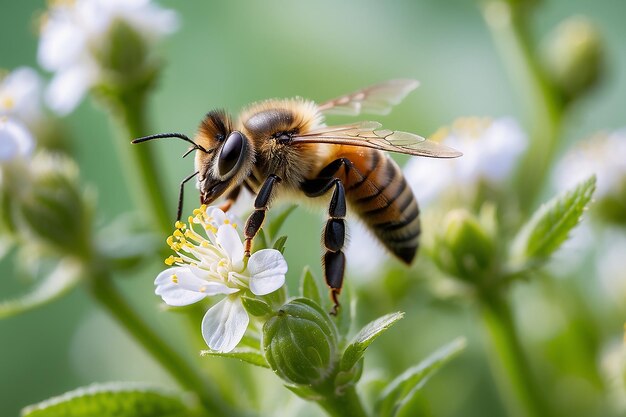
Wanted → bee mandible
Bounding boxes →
[133,80,462,313]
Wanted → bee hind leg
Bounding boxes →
[304,174,348,315]
[244,174,281,256]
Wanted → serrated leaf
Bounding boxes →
[300,266,323,306]
[241,296,272,317]
[268,205,297,239]
[511,176,596,267]
[201,348,269,368]
[376,337,466,417]
[341,312,404,372]
[21,382,194,417]
[272,235,288,253]
[0,258,81,319]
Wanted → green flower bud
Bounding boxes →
[541,16,604,102]
[17,153,92,257]
[263,298,338,386]
[93,18,158,96]
[433,209,495,284]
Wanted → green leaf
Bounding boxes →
[255,228,269,251]
[241,295,272,317]
[0,258,81,319]
[268,205,297,239]
[299,266,323,307]
[511,176,596,267]
[272,235,288,253]
[201,348,269,368]
[21,382,194,417]
[376,337,466,417]
[341,312,404,372]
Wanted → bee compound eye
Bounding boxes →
[218,131,245,177]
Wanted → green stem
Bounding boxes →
[317,386,369,417]
[481,1,564,213]
[479,292,552,417]
[110,90,173,236]
[86,267,242,417]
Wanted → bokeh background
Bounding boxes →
[1,1,625,416]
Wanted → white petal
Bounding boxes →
[154,267,237,307]
[248,249,287,295]
[38,13,86,71]
[201,296,249,352]
[216,224,244,270]
[0,119,34,161]
[45,66,94,115]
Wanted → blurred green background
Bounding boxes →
[1,0,625,416]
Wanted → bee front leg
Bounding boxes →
[244,174,281,256]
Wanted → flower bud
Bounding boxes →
[17,153,92,257]
[433,209,495,284]
[94,19,154,90]
[263,298,338,386]
[541,16,604,102]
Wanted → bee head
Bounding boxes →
[195,110,254,205]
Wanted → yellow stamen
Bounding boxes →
[164,256,176,266]
[173,229,184,238]
[175,220,185,230]
[171,274,179,284]
[1,96,14,110]
[199,286,207,293]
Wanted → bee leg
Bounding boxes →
[324,179,347,315]
[244,174,281,256]
[219,186,241,212]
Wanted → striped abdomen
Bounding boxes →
[331,146,421,264]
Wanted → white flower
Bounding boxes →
[404,117,527,205]
[0,67,43,127]
[38,0,178,115]
[553,129,626,199]
[0,118,35,163]
[154,206,288,352]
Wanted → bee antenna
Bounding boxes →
[131,133,209,153]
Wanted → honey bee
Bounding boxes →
[133,80,461,313]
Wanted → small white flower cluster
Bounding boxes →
[554,129,626,199]
[38,0,178,115]
[154,206,288,353]
[404,117,527,205]
[0,68,43,166]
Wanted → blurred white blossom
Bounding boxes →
[345,220,386,279]
[554,129,626,199]
[38,0,178,115]
[405,117,527,205]
[155,206,287,352]
[0,67,43,127]
[0,118,35,163]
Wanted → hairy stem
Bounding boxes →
[482,1,563,213]
[479,292,553,417]
[317,385,369,417]
[110,89,173,236]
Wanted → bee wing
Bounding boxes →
[292,121,462,158]
[318,79,420,116]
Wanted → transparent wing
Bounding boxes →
[293,121,462,158]
[318,79,419,116]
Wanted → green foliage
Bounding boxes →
[267,205,297,239]
[21,383,196,417]
[201,349,269,368]
[376,338,467,417]
[511,176,596,267]
[300,266,324,307]
[0,258,81,319]
[241,295,272,317]
[272,235,288,253]
[341,312,404,373]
